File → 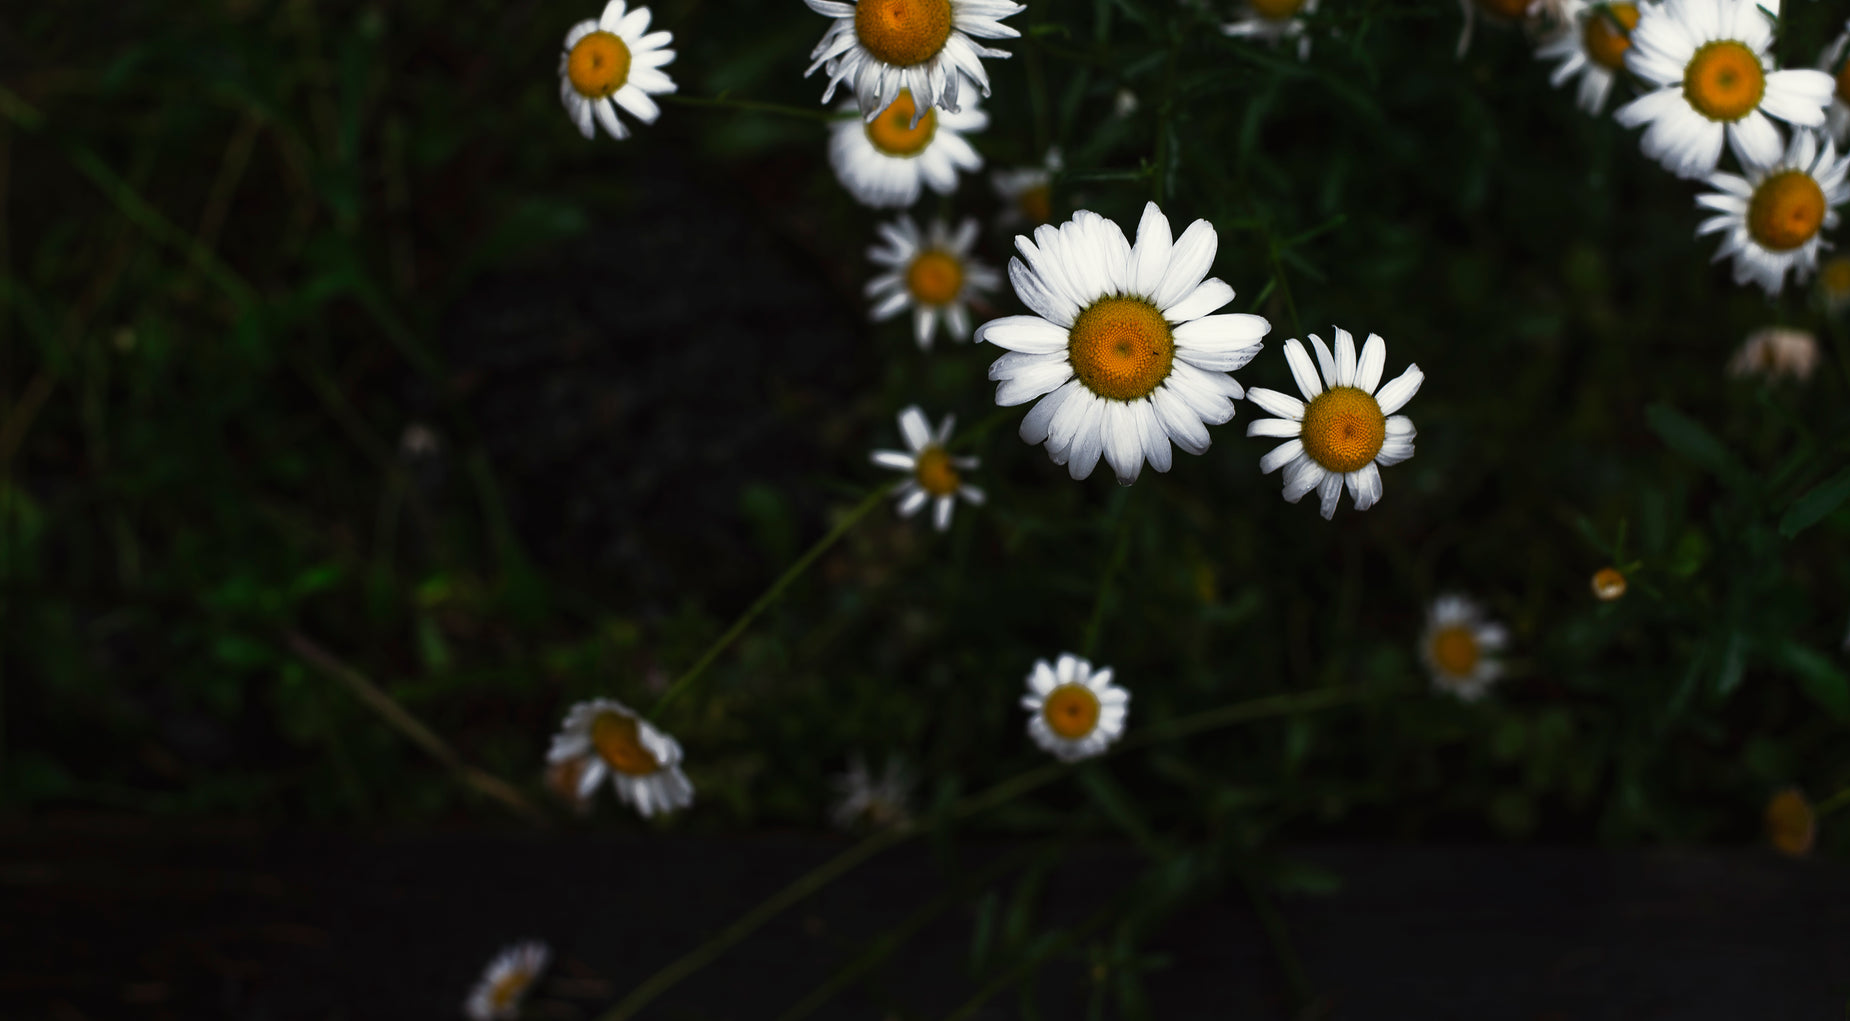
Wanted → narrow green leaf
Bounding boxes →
[1645,404,1748,486]
[1777,642,1850,721]
[1779,466,1850,539]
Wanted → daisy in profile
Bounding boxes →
[1419,595,1509,702]
[975,202,1270,485]
[1020,653,1128,763]
[866,216,999,347]
[1245,329,1421,520]
[804,0,1025,124]
[829,754,914,829]
[1536,0,1646,114]
[547,698,693,818]
[829,90,986,208]
[464,941,550,1021]
[1613,0,1834,179]
[558,1,676,141]
[991,148,1062,227]
[1817,22,1850,146]
[870,405,986,531]
[1695,130,1849,295]
[1222,0,1319,61]
[1728,327,1820,382]
[1765,787,1816,857]
[1819,254,1850,313]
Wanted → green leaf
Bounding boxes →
[1776,642,1850,721]
[1779,467,1850,539]
[1645,404,1748,486]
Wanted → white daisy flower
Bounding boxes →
[1613,0,1835,180]
[1817,22,1850,147]
[1222,0,1320,61]
[1819,254,1850,313]
[1728,326,1820,381]
[991,148,1062,228]
[1420,595,1509,702]
[1536,0,1647,114]
[464,941,550,1021]
[829,90,986,208]
[866,216,999,348]
[975,202,1271,485]
[1245,329,1421,520]
[546,698,694,818]
[558,1,677,141]
[829,754,914,829]
[1695,129,1849,295]
[1020,653,1128,763]
[871,405,986,531]
[804,0,1025,125]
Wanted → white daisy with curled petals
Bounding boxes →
[1222,0,1319,62]
[975,202,1271,485]
[1536,0,1647,114]
[1817,22,1850,146]
[829,90,986,208]
[804,0,1025,126]
[1613,0,1834,180]
[871,405,985,531]
[1245,329,1421,520]
[866,216,1000,348]
[559,1,677,141]
[1020,653,1128,763]
[464,941,550,1021]
[1695,129,1849,296]
[546,698,694,818]
[1421,595,1509,702]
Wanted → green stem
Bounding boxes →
[662,93,848,124]
[1815,785,1850,818]
[1080,490,1135,660]
[1239,868,1313,1015]
[1266,235,1306,344]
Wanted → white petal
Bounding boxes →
[1283,338,1322,400]
[1356,333,1386,393]
[978,314,1070,353]
[1375,364,1424,414]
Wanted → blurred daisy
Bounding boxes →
[1021,653,1128,763]
[1420,595,1509,702]
[1536,0,1645,114]
[871,405,986,531]
[830,754,914,829]
[464,941,549,1021]
[1246,330,1421,520]
[975,202,1270,485]
[558,1,676,141]
[547,698,693,818]
[1819,254,1850,313]
[1728,326,1820,381]
[866,216,1000,347]
[1223,0,1319,61]
[1765,787,1816,857]
[1817,22,1850,146]
[805,0,1025,124]
[1591,566,1628,600]
[991,148,1062,227]
[829,89,986,208]
[1613,0,1834,180]
[1695,130,1848,296]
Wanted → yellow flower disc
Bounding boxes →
[1747,170,1827,252]
[591,710,661,776]
[1590,566,1626,600]
[865,91,938,156]
[1042,682,1102,740]
[913,445,962,496]
[1682,40,1765,122]
[1429,625,1481,678]
[567,31,632,99]
[854,0,954,67]
[489,969,535,1009]
[1248,0,1306,21]
[907,249,964,305]
[1582,3,1639,72]
[1067,297,1176,402]
[1018,184,1052,225]
[1299,386,1386,474]
[1766,788,1816,857]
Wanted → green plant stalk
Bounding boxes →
[1239,867,1314,1016]
[1080,489,1136,660]
[1815,785,1850,818]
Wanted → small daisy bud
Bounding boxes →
[1591,567,1626,601]
[1765,788,1816,858]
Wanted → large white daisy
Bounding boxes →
[1695,129,1849,295]
[1420,595,1509,702]
[464,941,550,1021]
[1613,0,1834,179]
[1536,0,1647,114]
[870,405,986,531]
[1245,329,1421,520]
[1020,653,1128,763]
[1222,0,1320,62]
[1816,21,1850,147]
[546,698,694,818]
[866,216,999,347]
[804,0,1025,125]
[558,1,677,141]
[975,202,1270,485]
[829,90,986,208]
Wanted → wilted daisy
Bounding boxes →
[1765,787,1816,857]
[1819,255,1850,313]
[804,0,1025,124]
[543,754,596,815]
[1021,653,1128,763]
[558,1,676,141]
[1246,330,1421,520]
[1613,0,1834,179]
[991,148,1062,227]
[866,216,1000,347]
[871,405,986,531]
[829,754,914,829]
[1728,326,1820,381]
[829,90,986,208]
[464,941,549,1021]
[975,202,1270,484]
[1818,22,1850,146]
[1695,130,1849,296]
[1420,595,1509,702]
[1222,0,1319,61]
[547,698,693,818]
[1536,0,1645,114]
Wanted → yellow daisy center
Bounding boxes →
[1820,255,1850,295]
[1299,385,1386,474]
[1682,40,1765,122]
[1429,625,1481,678]
[1766,789,1815,857]
[1248,0,1305,21]
[1042,682,1101,740]
[1582,3,1639,72]
[567,31,632,99]
[1067,297,1175,402]
[865,91,938,156]
[854,0,954,67]
[1590,566,1626,600]
[907,249,964,305]
[591,710,660,776]
[1746,170,1827,252]
[488,968,534,1009]
[913,445,961,497]
[1018,183,1052,225]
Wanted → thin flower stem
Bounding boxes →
[1080,488,1136,660]
[1815,786,1850,818]
[1239,867,1314,1015]
[1266,235,1306,344]
[662,93,849,123]
[648,486,889,718]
